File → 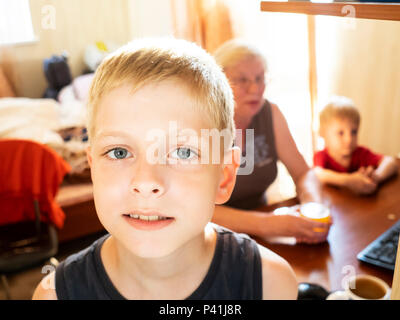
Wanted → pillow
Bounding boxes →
[72,73,94,102]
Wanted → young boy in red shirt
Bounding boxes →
[314,96,398,195]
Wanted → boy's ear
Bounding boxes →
[215,146,241,205]
[86,146,93,168]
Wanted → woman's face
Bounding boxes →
[224,56,266,122]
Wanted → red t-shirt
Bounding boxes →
[313,146,383,173]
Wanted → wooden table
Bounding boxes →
[257,164,400,292]
[56,183,104,243]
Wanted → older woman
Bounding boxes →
[212,39,331,244]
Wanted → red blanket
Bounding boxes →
[0,139,71,228]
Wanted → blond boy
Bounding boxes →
[314,96,398,195]
[33,38,297,300]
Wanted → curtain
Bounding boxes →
[170,0,235,54]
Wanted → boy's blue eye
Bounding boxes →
[170,147,197,160]
[106,148,132,159]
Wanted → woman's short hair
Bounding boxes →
[213,38,267,71]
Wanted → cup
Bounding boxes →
[327,274,391,300]
[299,202,331,232]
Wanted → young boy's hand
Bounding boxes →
[346,170,377,194]
[358,166,374,177]
[358,166,381,184]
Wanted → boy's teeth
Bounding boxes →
[128,214,166,221]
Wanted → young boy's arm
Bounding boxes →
[313,166,350,187]
[258,245,298,300]
[371,156,398,183]
[32,271,58,300]
[313,166,377,195]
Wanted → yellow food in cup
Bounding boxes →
[300,202,331,232]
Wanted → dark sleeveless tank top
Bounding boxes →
[226,100,278,209]
[55,224,262,299]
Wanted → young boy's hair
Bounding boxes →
[213,38,267,72]
[319,96,361,134]
[87,37,235,147]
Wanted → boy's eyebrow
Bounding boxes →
[95,130,133,139]
[96,129,216,142]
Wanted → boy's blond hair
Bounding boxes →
[213,38,267,72]
[87,37,235,146]
[319,96,360,134]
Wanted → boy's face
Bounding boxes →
[87,81,238,258]
[322,117,359,158]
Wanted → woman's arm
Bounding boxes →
[270,103,322,203]
[212,205,330,243]
[212,205,274,238]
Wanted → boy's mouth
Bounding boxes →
[122,212,175,230]
[123,214,173,221]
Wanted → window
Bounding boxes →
[0,0,35,46]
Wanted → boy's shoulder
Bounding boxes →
[313,148,328,157]
[353,145,377,155]
[211,223,260,258]
[62,233,108,267]
[211,224,297,299]
[313,148,330,167]
[256,244,298,299]
[211,223,260,254]
[190,223,262,299]
[53,233,111,299]
[32,271,58,300]
[33,236,109,300]
[351,146,383,168]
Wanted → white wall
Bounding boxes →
[128,0,175,38]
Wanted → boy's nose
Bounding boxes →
[344,134,354,145]
[130,161,165,198]
[131,181,164,198]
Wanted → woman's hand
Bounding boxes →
[266,213,332,244]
